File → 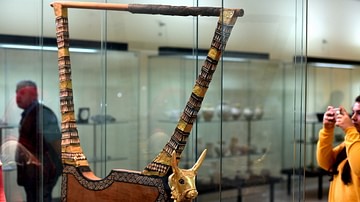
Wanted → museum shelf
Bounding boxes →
[158,117,272,175]
[0,123,18,142]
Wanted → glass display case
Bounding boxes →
[5,0,356,201]
[148,53,297,201]
[0,45,141,200]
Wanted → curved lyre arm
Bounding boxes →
[143,9,242,177]
[54,3,90,169]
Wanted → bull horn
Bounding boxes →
[191,149,207,172]
[171,151,180,174]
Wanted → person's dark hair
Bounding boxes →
[329,148,351,185]
[356,95,360,103]
[16,80,37,92]
[328,95,360,185]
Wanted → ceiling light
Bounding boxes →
[0,34,128,53]
[159,46,269,61]
[294,56,360,69]
[0,44,98,53]
[310,62,354,69]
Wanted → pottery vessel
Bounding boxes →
[231,104,242,120]
[201,105,215,122]
[215,141,228,157]
[243,107,254,121]
[254,106,264,120]
[216,102,232,121]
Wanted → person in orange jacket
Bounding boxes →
[317,95,360,201]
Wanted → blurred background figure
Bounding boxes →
[14,80,62,202]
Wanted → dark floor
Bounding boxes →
[198,177,329,202]
[6,177,329,201]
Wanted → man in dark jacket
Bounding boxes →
[15,80,62,202]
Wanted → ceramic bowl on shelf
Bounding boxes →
[201,105,215,122]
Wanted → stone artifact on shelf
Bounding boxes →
[77,107,90,123]
[201,104,215,122]
[51,1,243,201]
[90,114,116,123]
[229,137,241,155]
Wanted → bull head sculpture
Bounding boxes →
[168,149,207,202]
